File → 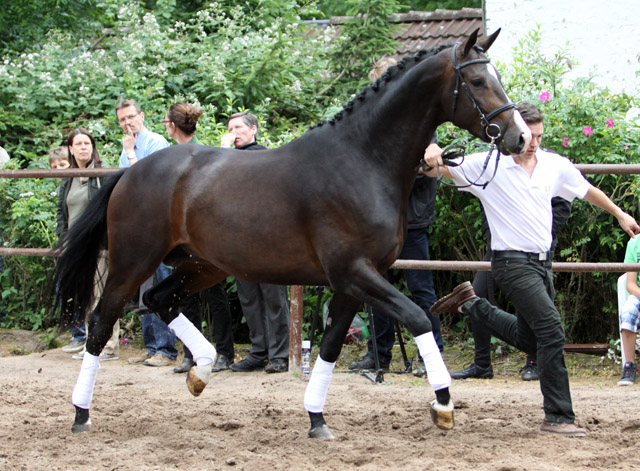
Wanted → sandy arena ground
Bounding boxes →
[1,330,640,471]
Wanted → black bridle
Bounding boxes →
[418,42,518,189]
[450,42,517,144]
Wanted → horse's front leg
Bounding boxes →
[71,299,118,433]
[342,263,454,430]
[304,293,359,440]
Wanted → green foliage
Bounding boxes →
[0,0,106,53]
[328,0,401,100]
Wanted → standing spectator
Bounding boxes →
[161,102,235,374]
[50,146,86,354]
[221,112,290,374]
[116,98,176,367]
[0,146,9,168]
[56,128,119,361]
[349,57,442,372]
[425,102,639,437]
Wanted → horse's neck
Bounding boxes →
[336,56,446,182]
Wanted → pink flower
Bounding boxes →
[539,91,550,102]
[624,146,629,150]
[606,118,614,127]
[120,338,129,345]
[562,137,570,148]
[583,126,593,136]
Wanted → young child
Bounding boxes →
[619,205,640,386]
[49,146,70,175]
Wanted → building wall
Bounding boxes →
[485,0,640,96]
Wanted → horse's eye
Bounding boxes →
[470,78,485,87]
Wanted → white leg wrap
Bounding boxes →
[168,313,217,366]
[72,352,100,409]
[304,356,335,413]
[415,332,451,391]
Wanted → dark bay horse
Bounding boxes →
[54,29,531,438]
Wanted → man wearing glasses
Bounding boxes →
[115,98,176,367]
[116,98,169,168]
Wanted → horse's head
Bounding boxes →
[442,29,531,155]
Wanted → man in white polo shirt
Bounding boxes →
[424,102,639,437]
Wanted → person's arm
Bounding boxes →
[422,143,451,178]
[583,185,640,238]
[626,271,640,298]
[122,128,137,165]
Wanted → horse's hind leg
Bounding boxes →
[304,293,359,440]
[71,256,126,432]
[143,262,226,396]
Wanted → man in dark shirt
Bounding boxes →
[221,112,291,374]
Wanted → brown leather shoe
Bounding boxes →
[540,420,586,437]
[430,281,478,316]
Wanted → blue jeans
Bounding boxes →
[70,324,86,342]
[366,227,441,363]
[141,263,177,359]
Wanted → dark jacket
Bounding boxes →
[407,134,438,229]
[238,141,266,151]
[407,174,437,229]
[56,162,104,238]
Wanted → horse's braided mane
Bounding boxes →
[309,43,453,130]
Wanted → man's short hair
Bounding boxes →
[115,98,141,115]
[228,112,259,133]
[48,146,69,163]
[517,102,544,125]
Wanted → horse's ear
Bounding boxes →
[462,28,480,57]
[477,28,501,54]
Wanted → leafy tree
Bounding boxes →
[0,0,107,54]
[328,0,401,101]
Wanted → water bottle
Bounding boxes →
[301,340,311,375]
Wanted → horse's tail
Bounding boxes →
[52,169,126,325]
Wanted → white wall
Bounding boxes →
[485,0,640,97]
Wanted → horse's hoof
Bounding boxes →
[308,424,336,440]
[430,399,454,430]
[71,418,91,433]
[187,364,212,397]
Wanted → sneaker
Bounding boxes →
[72,351,118,361]
[521,359,539,381]
[128,352,152,365]
[618,361,637,386]
[143,353,173,367]
[540,420,586,437]
[450,363,494,379]
[265,358,289,373]
[430,282,478,316]
[99,352,119,361]
[62,339,85,353]
[348,356,390,371]
[230,358,267,372]
[211,354,233,372]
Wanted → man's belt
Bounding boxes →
[492,250,552,262]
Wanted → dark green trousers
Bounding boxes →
[463,256,575,424]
